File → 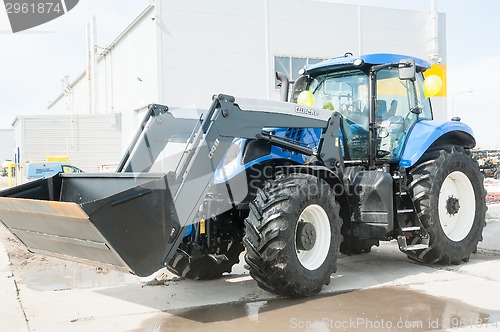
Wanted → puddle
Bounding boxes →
[133,287,500,331]
[21,267,139,291]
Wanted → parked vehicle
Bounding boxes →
[0,53,486,297]
[472,150,500,179]
[23,161,84,182]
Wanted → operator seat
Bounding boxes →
[388,100,398,118]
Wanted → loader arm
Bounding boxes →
[0,94,342,277]
[111,93,343,236]
[166,94,343,258]
[114,94,343,270]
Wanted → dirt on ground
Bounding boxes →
[1,226,51,273]
[485,178,500,203]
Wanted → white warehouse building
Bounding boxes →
[16,0,447,172]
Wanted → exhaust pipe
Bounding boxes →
[276,71,290,102]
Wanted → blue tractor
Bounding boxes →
[0,53,486,297]
[168,53,486,295]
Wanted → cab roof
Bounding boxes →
[304,53,431,75]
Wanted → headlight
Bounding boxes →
[297,90,315,107]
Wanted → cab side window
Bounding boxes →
[376,69,428,160]
[62,165,83,173]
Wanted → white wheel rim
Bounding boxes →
[295,204,331,270]
[438,171,476,242]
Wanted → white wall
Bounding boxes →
[359,7,428,57]
[156,0,446,108]
[103,9,158,149]
[100,12,157,110]
[155,0,268,109]
[13,114,122,173]
[46,1,446,157]
[0,129,15,161]
[48,6,157,151]
[268,1,359,57]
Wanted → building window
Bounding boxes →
[274,56,324,88]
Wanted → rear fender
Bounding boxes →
[399,120,475,168]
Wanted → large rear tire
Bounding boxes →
[407,145,486,264]
[243,173,342,297]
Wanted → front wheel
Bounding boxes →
[407,145,486,264]
[243,173,342,297]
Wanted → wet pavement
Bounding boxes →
[134,288,500,331]
[3,222,499,332]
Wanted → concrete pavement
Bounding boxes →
[1,214,499,331]
[0,240,28,331]
[1,171,500,331]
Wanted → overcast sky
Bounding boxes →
[1,0,499,148]
[0,0,150,126]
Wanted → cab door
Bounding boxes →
[375,69,431,161]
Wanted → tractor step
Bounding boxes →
[403,244,429,251]
[401,226,421,232]
[208,254,229,264]
[397,235,429,251]
[397,209,414,214]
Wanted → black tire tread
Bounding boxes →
[244,173,342,297]
[407,145,486,265]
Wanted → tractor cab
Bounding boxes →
[290,53,433,165]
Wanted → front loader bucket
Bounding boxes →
[0,173,180,277]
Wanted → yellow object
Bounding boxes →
[2,160,13,169]
[3,161,15,188]
[423,75,443,98]
[200,218,206,234]
[424,64,447,97]
[322,102,335,111]
[47,156,68,162]
[297,90,315,106]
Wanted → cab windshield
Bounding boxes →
[307,69,369,160]
[308,69,369,128]
[304,67,432,161]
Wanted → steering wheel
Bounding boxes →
[341,102,362,114]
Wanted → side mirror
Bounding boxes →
[399,58,415,81]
